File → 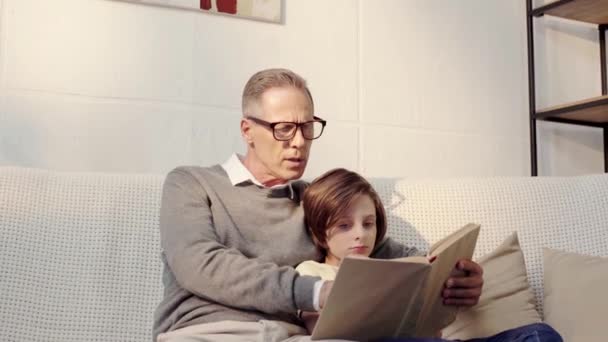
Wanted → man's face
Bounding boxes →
[243,86,314,183]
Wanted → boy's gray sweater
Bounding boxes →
[153,165,419,338]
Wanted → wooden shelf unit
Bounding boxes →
[527,0,608,175]
[531,0,608,25]
[535,95,608,126]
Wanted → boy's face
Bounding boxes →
[324,194,378,267]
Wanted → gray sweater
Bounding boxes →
[153,165,419,338]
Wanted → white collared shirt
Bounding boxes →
[221,153,291,189]
[220,153,324,311]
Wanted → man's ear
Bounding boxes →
[240,118,253,145]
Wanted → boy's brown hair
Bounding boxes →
[302,168,387,255]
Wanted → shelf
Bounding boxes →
[535,95,608,125]
[531,0,608,25]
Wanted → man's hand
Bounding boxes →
[442,259,483,307]
[319,280,334,310]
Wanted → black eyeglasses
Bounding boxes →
[246,116,327,141]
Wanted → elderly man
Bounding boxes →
[153,68,558,342]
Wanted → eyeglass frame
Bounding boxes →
[245,115,327,141]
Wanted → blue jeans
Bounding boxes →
[373,323,562,342]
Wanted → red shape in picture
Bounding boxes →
[216,0,237,14]
[200,0,212,10]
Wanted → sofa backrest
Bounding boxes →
[0,167,165,342]
[1,166,607,341]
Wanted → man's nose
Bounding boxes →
[290,126,306,148]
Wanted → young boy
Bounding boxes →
[296,168,388,333]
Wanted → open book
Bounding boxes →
[311,223,481,341]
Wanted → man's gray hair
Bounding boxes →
[242,68,314,115]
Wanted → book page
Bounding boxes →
[415,223,481,337]
[311,257,431,341]
[429,223,480,256]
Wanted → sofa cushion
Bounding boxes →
[442,232,541,339]
[543,248,608,342]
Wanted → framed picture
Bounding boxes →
[116,0,282,23]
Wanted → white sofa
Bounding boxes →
[1,166,607,342]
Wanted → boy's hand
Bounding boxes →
[319,280,334,310]
[300,311,320,334]
[442,259,483,307]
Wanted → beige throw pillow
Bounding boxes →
[442,232,541,340]
[543,248,608,342]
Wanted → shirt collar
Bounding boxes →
[221,153,292,189]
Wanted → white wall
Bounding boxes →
[0,0,602,178]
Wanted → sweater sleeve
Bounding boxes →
[159,168,319,313]
[371,236,426,259]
